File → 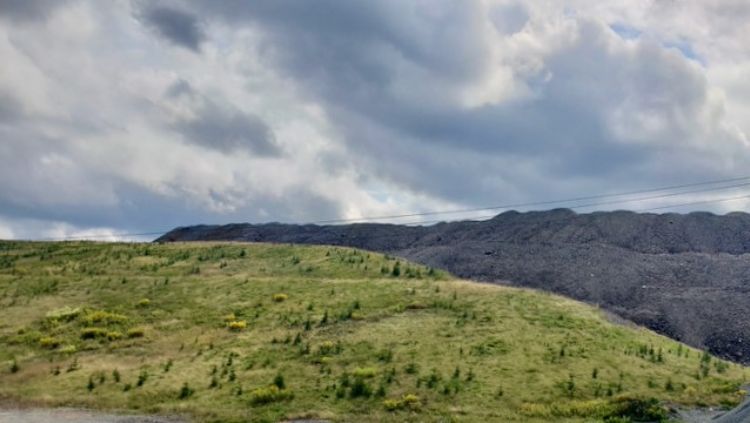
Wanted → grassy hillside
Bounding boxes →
[0,241,746,422]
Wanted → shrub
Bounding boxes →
[223,313,236,323]
[112,369,121,383]
[318,341,336,355]
[10,360,19,373]
[127,327,145,338]
[391,262,401,277]
[376,383,387,397]
[319,310,329,326]
[353,367,377,378]
[39,336,61,349]
[81,327,108,339]
[350,377,372,398]
[45,306,80,321]
[608,396,667,421]
[273,293,288,302]
[136,370,148,387]
[405,302,428,310]
[179,382,194,399]
[136,298,150,307]
[248,385,294,405]
[227,320,247,331]
[405,362,418,374]
[273,373,285,389]
[384,393,421,411]
[107,331,123,341]
[383,399,400,411]
[60,345,77,354]
[83,310,127,326]
[377,348,394,363]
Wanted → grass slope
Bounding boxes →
[0,241,746,422]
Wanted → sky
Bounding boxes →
[0,0,749,240]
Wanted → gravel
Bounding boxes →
[0,408,183,423]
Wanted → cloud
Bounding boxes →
[163,80,281,156]
[0,92,22,123]
[137,4,205,52]
[188,1,745,203]
[0,0,70,22]
[0,0,748,239]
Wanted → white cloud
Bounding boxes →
[0,0,748,239]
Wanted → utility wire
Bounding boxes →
[322,180,750,226]
[312,175,750,224]
[35,175,750,241]
[398,192,750,226]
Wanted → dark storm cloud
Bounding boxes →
[187,1,722,203]
[164,80,282,156]
[0,93,22,123]
[0,0,69,21]
[192,1,489,80]
[176,105,280,156]
[0,0,746,239]
[138,4,205,52]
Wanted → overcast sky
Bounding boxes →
[1,0,749,240]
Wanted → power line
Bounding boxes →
[398,192,750,226]
[319,179,750,226]
[35,175,750,241]
[312,175,750,224]
[637,193,750,212]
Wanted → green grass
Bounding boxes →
[0,241,746,422]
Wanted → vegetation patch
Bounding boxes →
[0,241,745,423]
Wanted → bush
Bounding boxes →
[405,302,428,310]
[136,298,150,307]
[318,341,336,355]
[273,293,288,302]
[353,367,377,378]
[81,327,108,339]
[136,370,148,387]
[248,385,294,405]
[60,345,77,354]
[376,348,394,363]
[350,377,372,398]
[391,262,401,277]
[127,327,145,338]
[107,331,123,341]
[39,336,61,349]
[179,382,194,399]
[83,310,127,326]
[609,396,667,421]
[227,320,247,331]
[273,373,286,389]
[45,306,80,321]
[223,313,236,322]
[384,394,421,411]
